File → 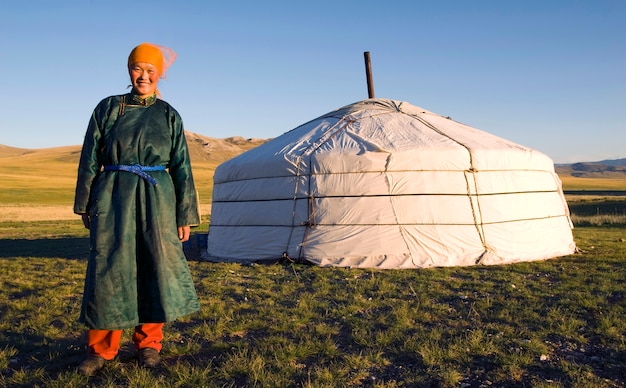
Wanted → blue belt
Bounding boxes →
[104,164,165,186]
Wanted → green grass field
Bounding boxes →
[1,146,624,386]
[0,222,625,387]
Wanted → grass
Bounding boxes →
[1,145,624,386]
[0,220,625,387]
[566,197,626,227]
[560,175,626,191]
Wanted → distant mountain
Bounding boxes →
[184,132,268,163]
[597,158,626,167]
[555,158,626,178]
[555,158,626,167]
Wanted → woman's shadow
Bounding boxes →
[0,232,207,261]
[0,237,89,260]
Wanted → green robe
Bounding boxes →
[74,92,200,329]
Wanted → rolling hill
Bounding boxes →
[0,132,268,163]
[0,132,268,209]
[555,159,626,178]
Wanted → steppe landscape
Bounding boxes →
[1,133,625,387]
[0,133,267,222]
[2,133,624,221]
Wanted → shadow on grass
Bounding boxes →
[0,233,208,261]
[0,329,188,383]
[0,329,86,377]
[0,237,89,260]
[568,200,626,216]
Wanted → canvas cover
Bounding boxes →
[204,99,576,268]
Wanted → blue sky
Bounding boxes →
[1,0,624,163]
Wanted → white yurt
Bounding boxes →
[203,98,576,268]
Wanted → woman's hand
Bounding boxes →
[178,225,191,242]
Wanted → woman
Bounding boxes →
[73,42,200,376]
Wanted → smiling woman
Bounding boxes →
[127,42,176,98]
[72,42,200,376]
[129,63,160,98]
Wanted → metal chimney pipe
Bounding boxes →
[364,51,375,98]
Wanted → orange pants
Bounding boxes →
[87,323,164,360]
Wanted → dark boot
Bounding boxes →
[78,355,106,376]
[138,347,161,368]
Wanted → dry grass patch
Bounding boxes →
[0,205,76,222]
[560,175,626,191]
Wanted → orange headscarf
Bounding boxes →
[127,42,177,79]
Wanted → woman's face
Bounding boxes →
[129,62,160,98]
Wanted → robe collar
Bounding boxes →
[129,92,157,106]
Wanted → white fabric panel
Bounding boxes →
[212,175,308,202]
[205,225,306,261]
[391,195,477,224]
[310,171,390,196]
[310,148,471,174]
[310,170,469,197]
[478,192,569,223]
[311,196,399,225]
[400,224,487,267]
[310,150,390,174]
[310,195,478,225]
[278,119,340,157]
[310,167,476,199]
[214,153,305,182]
[480,217,577,264]
[302,225,410,267]
[316,254,417,269]
[385,149,470,170]
[210,199,308,226]
[471,170,562,195]
[469,148,556,171]
[359,115,460,152]
[387,170,469,195]
[304,224,486,269]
